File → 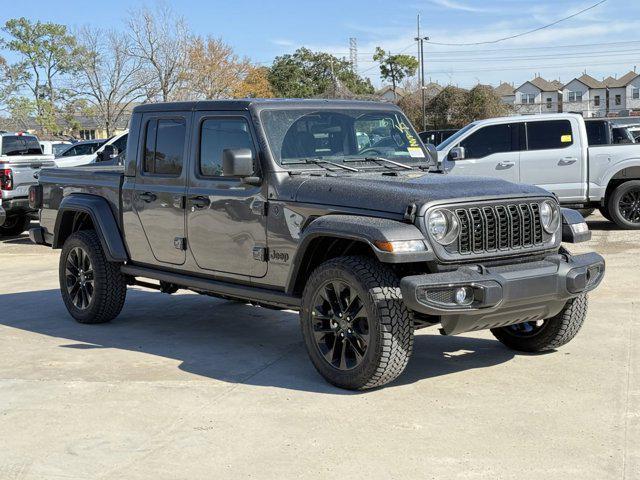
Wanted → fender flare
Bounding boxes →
[599,159,640,191]
[285,214,431,294]
[53,194,128,263]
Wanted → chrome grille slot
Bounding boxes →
[450,201,547,257]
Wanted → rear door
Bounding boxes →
[186,112,267,278]
[519,119,585,201]
[132,113,190,265]
[446,122,521,183]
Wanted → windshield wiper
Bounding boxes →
[344,156,413,170]
[281,158,359,172]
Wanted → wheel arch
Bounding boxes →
[53,194,128,263]
[285,214,431,296]
[602,163,640,203]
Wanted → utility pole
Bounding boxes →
[415,14,429,130]
[349,37,358,74]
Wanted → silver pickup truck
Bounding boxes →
[435,114,640,229]
[0,132,55,236]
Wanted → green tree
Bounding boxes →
[373,47,418,100]
[268,47,373,98]
[462,84,512,124]
[1,17,80,132]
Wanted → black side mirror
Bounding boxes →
[222,148,260,184]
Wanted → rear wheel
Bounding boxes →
[0,215,30,237]
[491,295,587,352]
[607,180,640,229]
[300,256,413,390]
[59,230,127,324]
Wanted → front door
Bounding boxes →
[445,123,520,183]
[519,119,585,202]
[132,113,190,265]
[186,113,267,278]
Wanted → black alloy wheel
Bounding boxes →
[608,180,640,229]
[618,187,640,223]
[311,280,370,371]
[65,246,95,310]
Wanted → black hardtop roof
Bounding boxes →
[133,98,401,114]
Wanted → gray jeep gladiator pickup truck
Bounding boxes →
[29,99,605,390]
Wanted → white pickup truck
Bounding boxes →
[435,113,640,229]
[0,132,55,236]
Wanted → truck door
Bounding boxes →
[444,123,520,183]
[132,113,190,265]
[519,119,585,202]
[186,113,267,278]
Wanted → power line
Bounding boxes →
[425,58,639,75]
[426,0,608,46]
[424,48,640,63]
[423,39,640,56]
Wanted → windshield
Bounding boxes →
[52,143,70,155]
[436,123,476,151]
[1,135,43,156]
[260,108,429,168]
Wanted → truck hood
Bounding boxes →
[286,172,548,214]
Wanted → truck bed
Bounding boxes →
[38,165,125,232]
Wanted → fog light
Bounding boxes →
[454,287,473,305]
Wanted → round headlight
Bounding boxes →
[540,200,560,233]
[427,209,460,245]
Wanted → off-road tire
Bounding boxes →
[607,180,640,229]
[0,215,30,237]
[59,230,127,324]
[300,255,414,390]
[491,294,588,352]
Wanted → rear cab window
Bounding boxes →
[143,119,186,176]
[1,135,43,156]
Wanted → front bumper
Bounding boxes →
[400,252,605,335]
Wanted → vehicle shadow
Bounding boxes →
[0,288,516,394]
[586,219,619,231]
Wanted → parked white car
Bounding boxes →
[0,132,55,236]
[55,131,128,168]
[435,113,640,228]
[39,140,71,156]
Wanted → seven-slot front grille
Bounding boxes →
[453,202,545,255]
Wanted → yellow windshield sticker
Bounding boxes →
[561,134,572,143]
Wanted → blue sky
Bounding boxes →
[2,0,639,89]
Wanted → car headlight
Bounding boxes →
[427,209,460,245]
[540,200,560,233]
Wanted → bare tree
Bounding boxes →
[73,27,147,136]
[127,4,190,102]
[184,36,251,100]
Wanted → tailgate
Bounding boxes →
[1,155,56,198]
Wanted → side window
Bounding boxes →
[112,134,127,154]
[143,119,186,176]
[527,120,573,150]
[585,121,607,146]
[459,123,513,159]
[199,118,254,177]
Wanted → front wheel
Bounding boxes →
[491,295,588,352]
[59,230,127,324]
[300,256,414,390]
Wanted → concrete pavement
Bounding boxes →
[0,214,638,479]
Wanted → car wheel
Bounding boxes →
[490,295,587,352]
[300,255,414,390]
[608,180,640,229]
[59,230,127,324]
[0,215,30,237]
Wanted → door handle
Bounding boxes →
[190,196,211,209]
[497,161,515,168]
[558,158,577,166]
[138,192,157,203]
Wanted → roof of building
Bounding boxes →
[519,77,562,92]
[605,71,639,87]
[565,73,605,89]
[494,82,515,96]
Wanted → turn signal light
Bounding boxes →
[374,240,426,253]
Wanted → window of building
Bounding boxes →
[615,95,622,106]
[79,129,96,140]
[568,91,583,102]
[143,118,186,176]
[199,118,254,177]
[521,93,535,104]
[594,95,601,106]
[633,88,640,99]
[459,123,515,159]
[526,120,573,150]
[546,97,553,109]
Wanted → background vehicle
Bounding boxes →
[54,132,127,167]
[0,132,55,236]
[585,119,636,145]
[55,139,106,159]
[39,140,72,156]
[419,128,458,146]
[29,100,604,390]
[436,113,640,229]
